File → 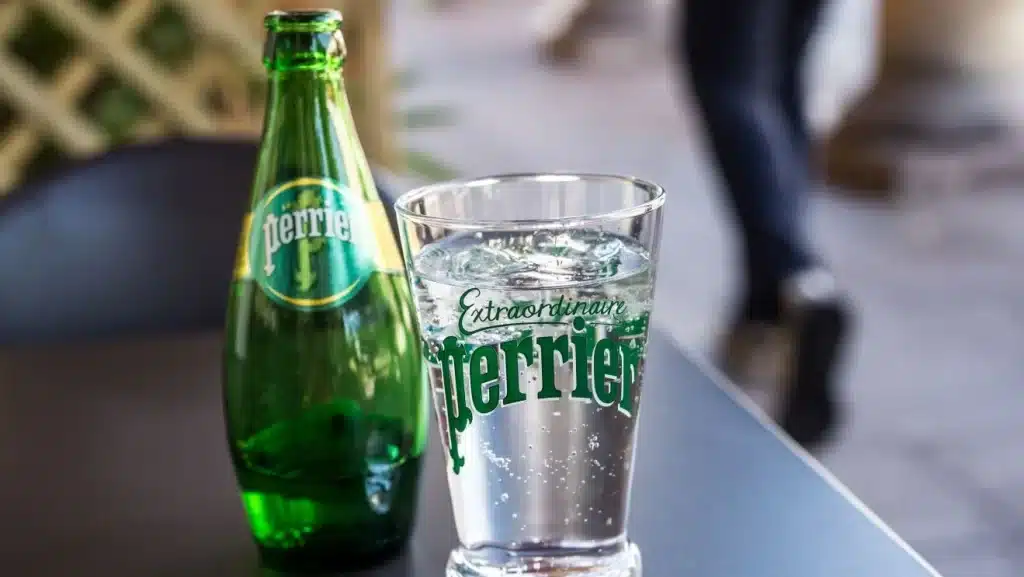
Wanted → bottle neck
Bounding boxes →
[263,68,339,137]
[258,67,378,202]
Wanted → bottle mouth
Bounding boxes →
[264,10,342,33]
[262,10,346,71]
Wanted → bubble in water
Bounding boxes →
[482,446,511,471]
[512,513,518,519]
[606,518,613,526]
[588,434,600,450]
[500,493,509,503]
[452,243,538,281]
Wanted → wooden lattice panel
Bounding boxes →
[0,0,393,194]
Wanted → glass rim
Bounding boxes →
[394,173,666,231]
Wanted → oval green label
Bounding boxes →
[249,177,376,311]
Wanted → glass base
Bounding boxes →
[446,541,641,577]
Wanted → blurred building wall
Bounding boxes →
[825,0,1024,194]
[806,0,878,138]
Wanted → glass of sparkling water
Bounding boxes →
[394,174,665,577]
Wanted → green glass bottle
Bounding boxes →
[222,10,428,573]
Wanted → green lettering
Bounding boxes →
[537,334,570,399]
[457,288,481,336]
[618,340,642,416]
[439,336,472,473]
[550,296,566,317]
[469,346,501,414]
[570,317,592,400]
[593,339,622,407]
[500,335,534,405]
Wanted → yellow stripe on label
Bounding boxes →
[233,213,253,281]
[366,200,406,274]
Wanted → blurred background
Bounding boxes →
[0,0,1021,575]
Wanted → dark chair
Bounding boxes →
[0,137,401,346]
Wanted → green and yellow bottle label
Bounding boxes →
[237,177,383,312]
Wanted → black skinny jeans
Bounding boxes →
[678,0,827,322]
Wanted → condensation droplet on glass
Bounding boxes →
[606,518,613,526]
[512,513,518,519]
[500,493,509,503]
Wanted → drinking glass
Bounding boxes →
[395,174,664,577]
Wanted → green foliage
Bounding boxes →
[2,2,458,184]
[399,104,457,131]
[405,148,458,182]
[135,4,195,71]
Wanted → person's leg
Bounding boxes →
[679,0,851,450]
[781,0,828,160]
[679,0,815,328]
[774,0,853,450]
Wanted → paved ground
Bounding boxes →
[391,3,1024,575]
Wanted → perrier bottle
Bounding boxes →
[223,10,428,573]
